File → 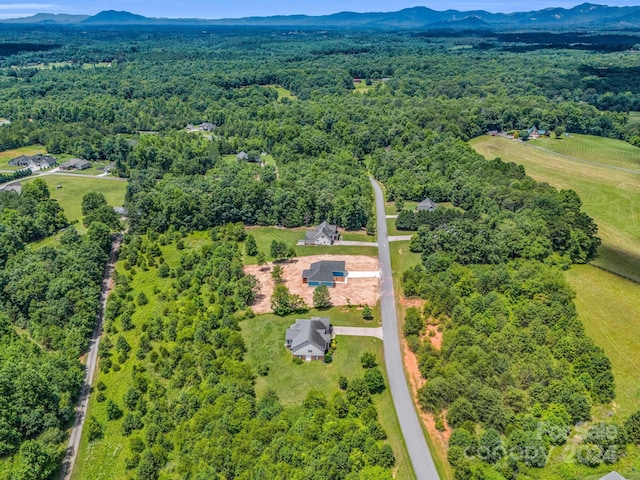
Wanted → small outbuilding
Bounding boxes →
[302,260,346,287]
[285,317,333,361]
[236,151,249,161]
[304,221,340,246]
[416,197,438,212]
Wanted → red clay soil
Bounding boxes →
[245,254,380,314]
[403,331,451,451]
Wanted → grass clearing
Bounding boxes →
[385,201,418,215]
[529,133,640,171]
[472,134,640,479]
[244,226,377,264]
[470,134,640,281]
[566,265,640,417]
[241,309,414,479]
[22,175,127,227]
[261,84,295,100]
[0,145,47,170]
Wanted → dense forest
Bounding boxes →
[1,23,640,480]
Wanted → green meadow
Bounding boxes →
[470,133,640,282]
[23,175,127,228]
[471,133,640,478]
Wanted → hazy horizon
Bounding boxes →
[0,1,638,20]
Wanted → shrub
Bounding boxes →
[360,352,377,369]
[87,416,103,442]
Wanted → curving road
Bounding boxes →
[370,178,439,480]
[59,234,123,480]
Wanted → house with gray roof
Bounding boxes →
[236,151,249,161]
[302,260,346,287]
[285,317,332,361]
[599,472,626,480]
[416,197,438,212]
[59,158,91,171]
[9,154,57,169]
[304,221,340,246]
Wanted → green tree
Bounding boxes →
[87,416,104,441]
[82,192,108,216]
[257,251,267,269]
[624,409,640,445]
[313,285,332,309]
[271,284,307,316]
[360,352,377,369]
[403,307,424,336]
[21,178,50,202]
[271,264,284,283]
[245,235,258,256]
[106,399,123,420]
[364,367,386,394]
[554,125,566,138]
[362,304,373,320]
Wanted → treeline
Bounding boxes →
[0,27,634,166]
[402,261,616,477]
[0,167,30,185]
[0,179,68,267]
[372,138,600,264]
[126,153,373,233]
[0,225,110,478]
[89,228,396,479]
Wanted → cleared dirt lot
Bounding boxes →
[245,254,380,314]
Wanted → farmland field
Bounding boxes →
[470,134,640,281]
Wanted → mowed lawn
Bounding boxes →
[23,175,127,227]
[470,134,640,281]
[243,226,377,264]
[241,310,415,480]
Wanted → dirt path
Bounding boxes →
[59,233,123,480]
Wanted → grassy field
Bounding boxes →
[385,201,418,215]
[22,175,127,227]
[471,133,640,479]
[470,134,640,281]
[0,145,47,170]
[243,226,377,264]
[242,310,414,479]
[566,265,640,417]
[260,84,295,100]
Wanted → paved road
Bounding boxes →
[370,177,439,480]
[59,234,123,480]
[333,326,384,340]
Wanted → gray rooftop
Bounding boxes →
[599,473,626,480]
[60,158,91,169]
[285,317,332,356]
[417,197,438,211]
[305,221,338,242]
[302,260,346,283]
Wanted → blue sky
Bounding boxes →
[0,1,637,19]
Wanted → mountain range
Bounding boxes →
[3,4,640,31]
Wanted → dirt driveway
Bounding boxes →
[245,254,380,314]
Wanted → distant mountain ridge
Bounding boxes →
[2,3,640,31]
